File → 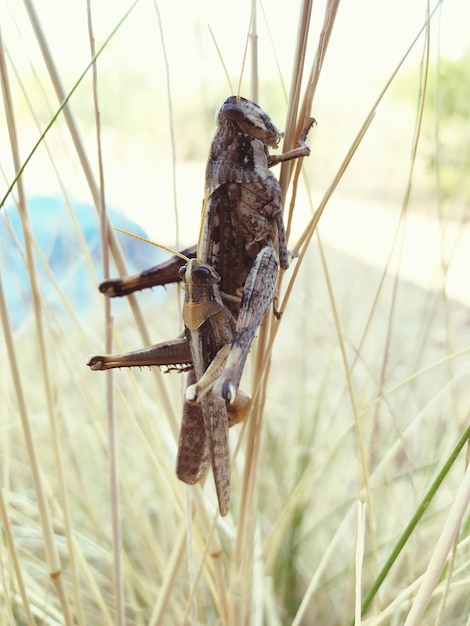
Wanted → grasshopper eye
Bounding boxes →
[222,103,246,122]
[193,265,212,279]
[192,264,221,284]
[178,265,187,279]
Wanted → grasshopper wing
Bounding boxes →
[201,396,230,516]
[176,371,210,484]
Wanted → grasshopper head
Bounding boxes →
[218,96,282,149]
[180,260,224,330]
[179,259,221,286]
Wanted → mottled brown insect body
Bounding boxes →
[87,96,313,515]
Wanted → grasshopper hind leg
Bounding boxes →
[212,245,278,403]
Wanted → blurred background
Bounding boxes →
[2,0,469,297]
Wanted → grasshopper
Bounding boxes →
[177,258,249,514]
[88,96,313,514]
[89,254,249,515]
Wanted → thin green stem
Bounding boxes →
[352,425,470,625]
[0,0,141,211]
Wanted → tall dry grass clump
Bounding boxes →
[1,0,469,625]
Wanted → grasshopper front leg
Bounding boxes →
[267,117,315,168]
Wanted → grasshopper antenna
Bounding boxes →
[113,227,190,263]
[208,5,254,103]
[195,189,210,261]
[238,7,255,102]
[237,8,256,101]
[208,25,234,96]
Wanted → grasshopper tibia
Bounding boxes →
[99,245,197,297]
[86,337,192,371]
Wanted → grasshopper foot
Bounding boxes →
[87,355,106,370]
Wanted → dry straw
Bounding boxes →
[1,0,469,624]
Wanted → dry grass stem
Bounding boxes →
[1,0,468,623]
[404,461,470,625]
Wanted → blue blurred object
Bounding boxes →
[0,196,165,328]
